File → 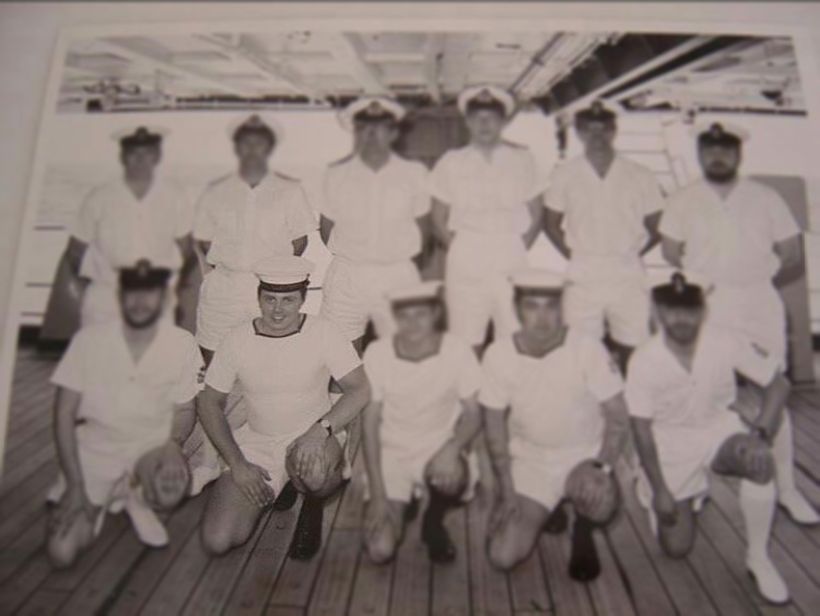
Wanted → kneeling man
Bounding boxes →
[196,256,370,560]
[47,260,201,568]
[481,269,629,581]
[361,281,482,564]
[628,273,791,604]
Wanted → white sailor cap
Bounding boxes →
[253,256,315,291]
[111,125,168,147]
[457,85,516,118]
[691,120,749,145]
[227,113,284,145]
[509,268,566,293]
[386,280,443,306]
[338,96,407,132]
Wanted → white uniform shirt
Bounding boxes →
[479,330,624,452]
[626,327,780,428]
[661,178,799,286]
[545,155,665,263]
[429,142,542,235]
[73,177,193,284]
[205,316,361,436]
[51,321,201,456]
[364,333,480,451]
[321,154,431,263]
[193,172,316,271]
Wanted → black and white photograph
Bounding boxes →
[1,4,820,615]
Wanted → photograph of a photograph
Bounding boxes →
[1,8,820,615]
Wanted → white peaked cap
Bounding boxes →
[253,255,315,286]
[457,84,516,118]
[386,280,443,304]
[690,120,750,142]
[509,268,566,291]
[337,96,407,132]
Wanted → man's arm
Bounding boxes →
[521,195,545,249]
[319,365,371,434]
[196,386,245,468]
[542,206,571,260]
[171,398,197,448]
[53,387,86,491]
[361,400,388,502]
[596,392,631,467]
[640,211,663,256]
[319,215,334,247]
[773,234,804,287]
[631,417,674,500]
[752,372,790,443]
[483,405,515,498]
[412,213,434,273]
[292,235,308,256]
[660,235,685,268]
[430,198,455,249]
[450,396,483,450]
[63,237,89,280]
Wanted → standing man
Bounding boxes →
[46,260,201,568]
[660,121,818,525]
[195,256,370,560]
[481,269,629,582]
[430,85,544,355]
[361,281,482,564]
[62,126,197,327]
[543,101,666,372]
[319,97,432,354]
[628,273,791,604]
[194,114,316,366]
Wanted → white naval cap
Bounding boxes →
[338,96,407,132]
[457,84,516,118]
[111,125,168,146]
[386,280,443,305]
[227,113,284,145]
[253,255,315,290]
[509,268,566,292]
[691,120,749,144]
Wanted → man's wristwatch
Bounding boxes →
[317,418,333,437]
[592,460,614,476]
[752,425,770,444]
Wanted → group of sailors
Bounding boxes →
[44,84,819,606]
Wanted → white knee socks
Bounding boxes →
[740,479,789,604]
[772,411,819,524]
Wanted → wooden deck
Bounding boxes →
[2,347,820,616]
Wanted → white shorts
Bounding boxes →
[652,411,746,501]
[707,282,786,367]
[563,263,650,347]
[196,267,259,351]
[192,424,352,496]
[320,257,420,341]
[445,231,527,346]
[510,439,599,511]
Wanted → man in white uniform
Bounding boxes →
[361,281,482,564]
[62,126,197,327]
[628,273,792,604]
[319,97,431,353]
[660,122,818,525]
[481,269,629,582]
[47,260,201,568]
[543,101,666,372]
[194,114,316,366]
[430,85,544,354]
[195,256,370,560]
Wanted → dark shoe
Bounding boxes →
[289,497,324,560]
[543,503,568,535]
[422,523,456,563]
[568,515,600,582]
[273,481,298,511]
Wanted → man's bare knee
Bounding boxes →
[659,530,695,559]
[47,535,82,569]
[200,521,239,556]
[364,531,398,565]
[487,534,528,571]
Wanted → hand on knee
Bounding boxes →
[743,439,775,485]
[565,460,620,525]
[424,444,468,499]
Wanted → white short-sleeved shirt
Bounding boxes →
[660,178,800,286]
[72,177,193,284]
[479,330,624,451]
[193,172,316,271]
[626,327,780,428]
[364,333,480,450]
[429,142,542,235]
[51,321,201,454]
[322,154,430,263]
[205,316,361,436]
[545,155,665,262]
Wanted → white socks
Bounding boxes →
[740,479,789,604]
[772,411,820,524]
[125,485,169,547]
